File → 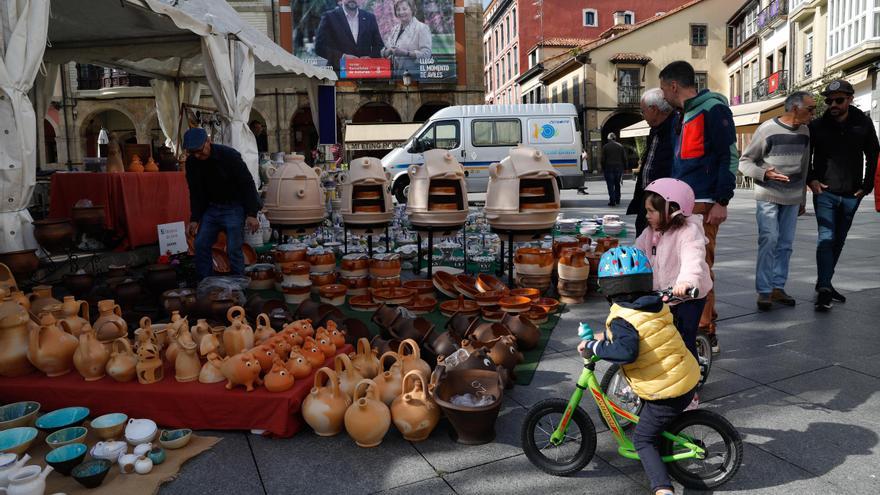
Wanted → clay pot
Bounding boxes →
[308,252,336,273]
[28,285,61,318]
[245,293,287,324]
[0,288,36,377]
[523,305,548,325]
[281,283,311,305]
[482,334,522,376]
[58,296,90,337]
[269,307,293,332]
[467,321,513,344]
[439,296,480,317]
[27,314,79,377]
[349,337,380,379]
[373,352,403,405]
[72,326,110,381]
[144,264,177,295]
[339,254,370,277]
[318,284,347,306]
[432,368,504,444]
[369,254,401,278]
[371,304,402,331]
[334,353,365,399]
[309,271,337,288]
[552,236,581,259]
[161,289,196,317]
[344,379,391,447]
[501,313,541,350]
[510,288,541,302]
[401,279,435,296]
[265,358,295,393]
[32,218,75,253]
[254,313,276,344]
[339,275,370,295]
[210,298,235,324]
[286,349,312,379]
[280,261,311,286]
[71,205,105,234]
[145,156,159,172]
[370,275,402,291]
[273,244,308,263]
[0,250,39,280]
[128,154,144,172]
[595,237,619,254]
[533,297,560,314]
[219,351,262,392]
[424,330,460,361]
[302,367,352,436]
[473,290,506,307]
[223,306,255,357]
[389,317,434,344]
[63,272,95,299]
[445,312,478,341]
[514,247,553,270]
[106,338,137,382]
[369,335,401,358]
[342,318,371,347]
[94,300,127,344]
[397,339,431,382]
[111,278,142,309]
[558,247,589,281]
[390,371,440,442]
[174,339,200,383]
[475,274,508,293]
[106,265,128,279]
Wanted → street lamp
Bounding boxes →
[402,70,412,122]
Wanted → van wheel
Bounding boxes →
[393,176,410,204]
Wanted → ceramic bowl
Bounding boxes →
[524,305,549,325]
[439,298,480,317]
[0,427,37,455]
[45,426,87,448]
[534,297,560,314]
[481,306,505,322]
[453,275,480,299]
[475,274,507,293]
[72,459,112,489]
[372,287,416,305]
[432,271,458,299]
[124,418,158,446]
[473,290,507,307]
[159,428,193,450]
[401,279,435,296]
[510,288,541,302]
[402,296,437,315]
[45,442,88,476]
[0,401,40,431]
[34,406,89,433]
[90,413,128,440]
[148,446,166,465]
[498,296,532,313]
[349,294,380,312]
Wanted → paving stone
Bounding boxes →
[372,477,454,495]
[771,365,880,416]
[159,432,264,495]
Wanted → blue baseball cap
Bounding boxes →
[183,128,208,150]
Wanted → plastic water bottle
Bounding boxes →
[578,322,594,341]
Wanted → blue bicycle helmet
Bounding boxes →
[597,246,654,297]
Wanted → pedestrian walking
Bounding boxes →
[628,88,675,237]
[659,61,737,354]
[602,133,627,206]
[738,91,815,310]
[808,80,879,311]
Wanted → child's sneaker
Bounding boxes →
[685,393,700,411]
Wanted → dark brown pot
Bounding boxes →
[63,272,95,298]
[371,304,401,331]
[110,278,142,309]
[71,205,105,234]
[432,368,504,445]
[389,316,434,344]
[161,288,195,316]
[342,318,371,346]
[444,312,478,342]
[0,250,39,280]
[269,307,294,331]
[106,265,128,279]
[370,335,402,357]
[246,293,287,322]
[424,331,460,361]
[32,218,75,253]
[467,322,513,344]
[501,313,540,351]
[144,264,177,295]
[210,298,235,324]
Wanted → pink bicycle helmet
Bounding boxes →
[644,178,695,217]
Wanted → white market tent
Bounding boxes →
[0,0,336,253]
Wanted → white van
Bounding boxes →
[381,103,583,202]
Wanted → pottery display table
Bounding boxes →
[48,172,191,249]
[0,345,351,438]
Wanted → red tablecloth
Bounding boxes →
[48,172,191,249]
[0,345,351,438]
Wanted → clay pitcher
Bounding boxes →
[134,317,158,351]
[390,370,440,442]
[60,296,90,337]
[254,313,275,344]
[27,314,79,377]
[191,319,212,348]
[264,357,295,393]
[72,326,111,381]
[373,351,403,405]
[223,306,255,357]
[334,353,364,399]
[397,339,431,382]
[28,285,61,317]
[106,338,137,382]
[174,338,200,382]
[286,348,312,379]
[349,337,380,379]
[94,300,127,344]
[344,379,391,447]
[302,367,351,436]
[199,352,226,384]
[0,288,35,377]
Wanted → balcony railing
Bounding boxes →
[756,0,787,31]
[618,84,644,107]
[754,70,788,100]
[804,52,812,78]
[76,64,150,90]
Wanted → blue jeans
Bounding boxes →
[604,169,623,204]
[671,298,706,359]
[813,192,861,289]
[755,201,799,294]
[194,204,245,279]
[634,387,696,492]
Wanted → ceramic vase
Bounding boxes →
[344,379,391,447]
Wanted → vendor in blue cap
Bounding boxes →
[183,127,261,278]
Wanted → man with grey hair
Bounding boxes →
[738,90,815,310]
[602,132,627,206]
[628,88,676,235]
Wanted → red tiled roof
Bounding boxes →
[539,37,592,47]
[610,52,652,64]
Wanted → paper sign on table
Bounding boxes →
[158,221,187,255]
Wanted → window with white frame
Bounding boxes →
[828,0,869,59]
[583,9,598,27]
[512,8,517,31]
[623,11,635,24]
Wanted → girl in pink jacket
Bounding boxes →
[634,179,713,361]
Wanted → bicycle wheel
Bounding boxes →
[695,333,713,388]
[661,410,743,489]
[599,364,642,430]
[521,398,597,476]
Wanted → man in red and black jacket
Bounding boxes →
[659,61,738,354]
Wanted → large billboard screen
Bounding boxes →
[293,0,456,81]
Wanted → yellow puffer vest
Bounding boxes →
[605,303,699,401]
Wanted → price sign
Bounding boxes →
[158,221,187,255]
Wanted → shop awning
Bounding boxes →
[345,123,422,151]
[619,96,787,138]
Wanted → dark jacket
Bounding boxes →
[627,113,675,216]
[588,295,665,364]
[315,7,384,72]
[672,90,738,203]
[602,140,627,172]
[808,108,879,196]
[185,144,261,223]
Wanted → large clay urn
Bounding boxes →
[397,339,431,382]
[27,314,78,377]
[72,327,110,381]
[94,300,127,345]
[32,218,75,254]
[373,352,403,405]
[390,370,440,442]
[302,367,351,436]
[59,296,90,337]
[344,379,391,447]
[334,353,365,399]
[28,285,61,318]
[349,337,380,379]
[143,264,177,295]
[0,288,35,377]
[223,306,255,357]
[106,338,137,382]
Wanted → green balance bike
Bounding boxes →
[520,325,743,489]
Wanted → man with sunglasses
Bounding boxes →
[807,80,879,311]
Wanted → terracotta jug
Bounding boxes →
[373,351,403,405]
[301,337,326,368]
[390,370,440,442]
[210,326,226,356]
[302,367,351,436]
[0,288,35,377]
[223,306,255,357]
[27,314,79,377]
[10,289,30,311]
[28,285,61,318]
[144,156,159,172]
[349,337,380,379]
[174,338,200,382]
[72,326,110,381]
[128,154,144,172]
[220,351,263,391]
[344,379,391,447]
[106,338,137,382]
[315,330,336,357]
[199,331,221,358]
[191,319,212,348]
[501,313,541,351]
[136,341,164,384]
[325,320,346,348]
[252,344,276,373]
[200,352,226,384]
[94,300,127,344]
[264,358,295,392]
[397,339,431,382]
[334,353,364,399]
[254,313,275,344]
[286,349,312,379]
[59,296,90,337]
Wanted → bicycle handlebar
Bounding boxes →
[656,286,699,303]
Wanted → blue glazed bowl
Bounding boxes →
[72,459,112,488]
[0,427,38,455]
[147,446,166,465]
[34,407,90,433]
[45,442,87,476]
[45,426,88,448]
[0,401,41,430]
[159,428,192,449]
[90,413,128,440]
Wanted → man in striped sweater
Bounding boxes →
[738,92,816,310]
